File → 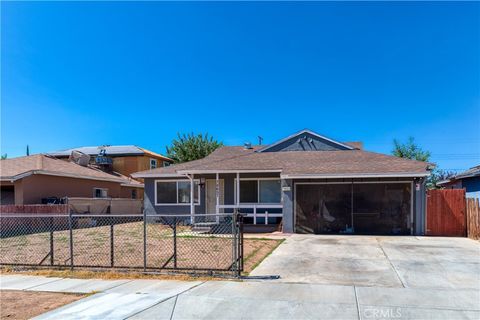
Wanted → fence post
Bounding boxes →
[68,207,74,271]
[239,214,244,274]
[143,209,147,272]
[50,216,54,266]
[110,219,114,268]
[232,213,238,276]
[173,217,177,269]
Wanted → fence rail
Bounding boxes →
[466,198,480,240]
[0,212,243,276]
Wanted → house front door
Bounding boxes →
[205,179,224,216]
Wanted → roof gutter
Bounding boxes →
[281,172,431,179]
[131,173,188,178]
[132,169,283,178]
[177,169,282,174]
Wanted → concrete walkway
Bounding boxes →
[1,274,479,319]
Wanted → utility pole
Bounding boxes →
[258,136,263,145]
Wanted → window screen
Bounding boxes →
[150,159,157,169]
[259,180,281,203]
[353,183,411,234]
[178,181,191,203]
[240,180,258,203]
[94,188,108,198]
[156,182,177,203]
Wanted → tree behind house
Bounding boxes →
[392,137,430,162]
[391,137,452,189]
[166,133,223,163]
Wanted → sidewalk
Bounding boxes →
[1,274,479,320]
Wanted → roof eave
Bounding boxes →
[436,179,453,186]
[6,170,131,184]
[281,172,430,179]
[177,169,283,174]
[120,183,145,188]
[132,172,187,178]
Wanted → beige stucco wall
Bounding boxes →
[14,175,124,204]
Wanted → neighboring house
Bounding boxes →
[48,145,173,178]
[0,154,143,205]
[437,165,480,199]
[133,129,432,235]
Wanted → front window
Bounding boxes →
[156,180,200,205]
[259,180,281,203]
[238,179,281,204]
[240,180,258,202]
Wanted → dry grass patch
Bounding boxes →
[243,238,285,273]
[1,237,283,279]
[1,222,283,273]
[0,290,84,320]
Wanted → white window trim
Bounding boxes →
[150,158,158,169]
[234,177,282,205]
[154,179,201,206]
[93,187,108,198]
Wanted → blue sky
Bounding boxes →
[2,2,479,172]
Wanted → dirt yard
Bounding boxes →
[0,290,84,319]
[0,221,283,272]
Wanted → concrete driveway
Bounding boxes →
[3,235,479,319]
[250,234,480,290]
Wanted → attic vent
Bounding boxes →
[244,142,252,149]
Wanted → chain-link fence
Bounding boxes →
[0,212,243,276]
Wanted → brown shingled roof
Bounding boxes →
[132,146,431,178]
[0,154,143,186]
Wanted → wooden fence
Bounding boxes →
[426,189,466,237]
[466,198,480,240]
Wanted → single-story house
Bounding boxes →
[132,129,432,235]
[437,165,480,199]
[0,154,143,205]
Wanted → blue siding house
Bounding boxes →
[133,129,432,235]
[437,166,480,199]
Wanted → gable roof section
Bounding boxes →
[48,145,172,161]
[132,145,431,179]
[256,129,355,152]
[0,154,143,186]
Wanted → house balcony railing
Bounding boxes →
[217,204,283,225]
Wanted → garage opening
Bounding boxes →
[295,182,412,235]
